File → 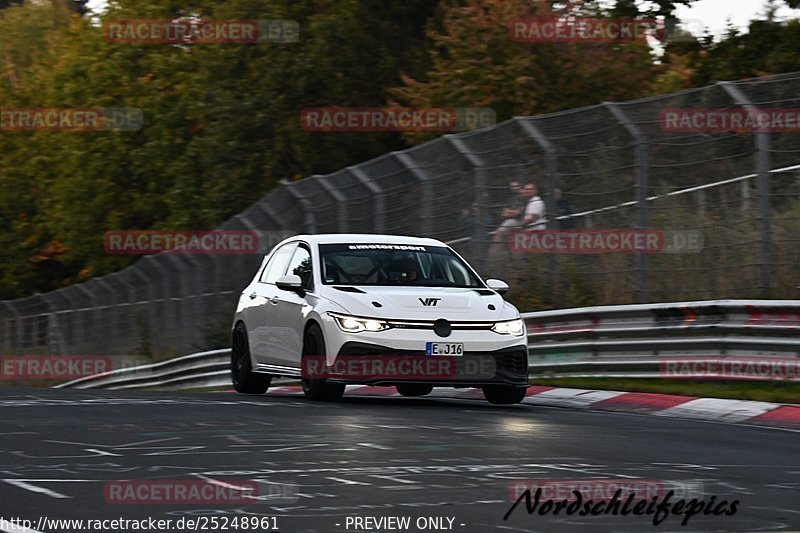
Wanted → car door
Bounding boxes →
[247,242,297,366]
[270,243,314,368]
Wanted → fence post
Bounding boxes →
[393,152,433,237]
[349,166,386,234]
[313,175,349,233]
[718,81,773,297]
[255,202,291,252]
[114,270,139,355]
[128,266,155,358]
[45,291,75,355]
[281,179,317,233]
[93,278,118,355]
[71,284,94,355]
[604,102,650,303]
[1,302,18,355]
[444,135,490,273]
[515,118,558,300]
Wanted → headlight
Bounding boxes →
[330,313,390,333]
[492,318,524,336]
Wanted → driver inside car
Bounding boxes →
[391,257,419,283]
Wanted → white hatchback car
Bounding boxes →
[231,234,529,404]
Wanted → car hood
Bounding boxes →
[321,285,519,322]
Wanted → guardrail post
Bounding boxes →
[444,135,490,273]
[718,81,773,297]
[313,175,349,233]
[393,152,433,237]
[281,179,317,233]
[605,102,650,303]
[515,118,558,299]
[348,166,386,234]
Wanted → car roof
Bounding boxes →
[292,234,448,247]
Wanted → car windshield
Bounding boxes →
[319,243,483,287]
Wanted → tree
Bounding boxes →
[389,0,663,143]
[0,0,439,297]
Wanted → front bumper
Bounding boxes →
[325,342,529,387]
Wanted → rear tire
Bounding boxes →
[301,323,345,401]
[482,385,527,405]
[396,384,434,397]
[231,323,271,394]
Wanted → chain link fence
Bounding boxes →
[2,72,799,359]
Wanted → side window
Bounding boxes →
[260,243,297,284]
[286,245,313,291]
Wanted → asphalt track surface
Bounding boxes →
[0,387,797,533]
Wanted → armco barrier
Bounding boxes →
[56,299,800,390]
[527,299,800,378]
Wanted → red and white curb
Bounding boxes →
[265,385,800,430]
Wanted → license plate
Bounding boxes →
[425,342,463,356]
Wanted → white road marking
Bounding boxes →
[357,442,392,450]
[654,398,778,423]
[3,480,70,499]
[368,475,417,484]
[325,477,371,486]
[522,388,626,407]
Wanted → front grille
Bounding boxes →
[339,342,528,374]
[386,319,493,331]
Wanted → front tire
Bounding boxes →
[482,385,527,405]
[231,323,271,394]
[301,323,345,401]
[396,384,434,397]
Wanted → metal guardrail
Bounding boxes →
[57,299,800,390]
[526,299,800,378]
[55,349,231,390]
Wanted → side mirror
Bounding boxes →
[485,278,509,295]
[276,274,305,296]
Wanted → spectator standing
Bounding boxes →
[521,183,546,229]
[554,188,574,229]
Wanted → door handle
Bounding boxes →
[249,292,258,300]
[269,296,280,305]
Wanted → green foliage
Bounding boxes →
[389,0,668,144]
[0,0,435,298]
[1,0,800,306]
